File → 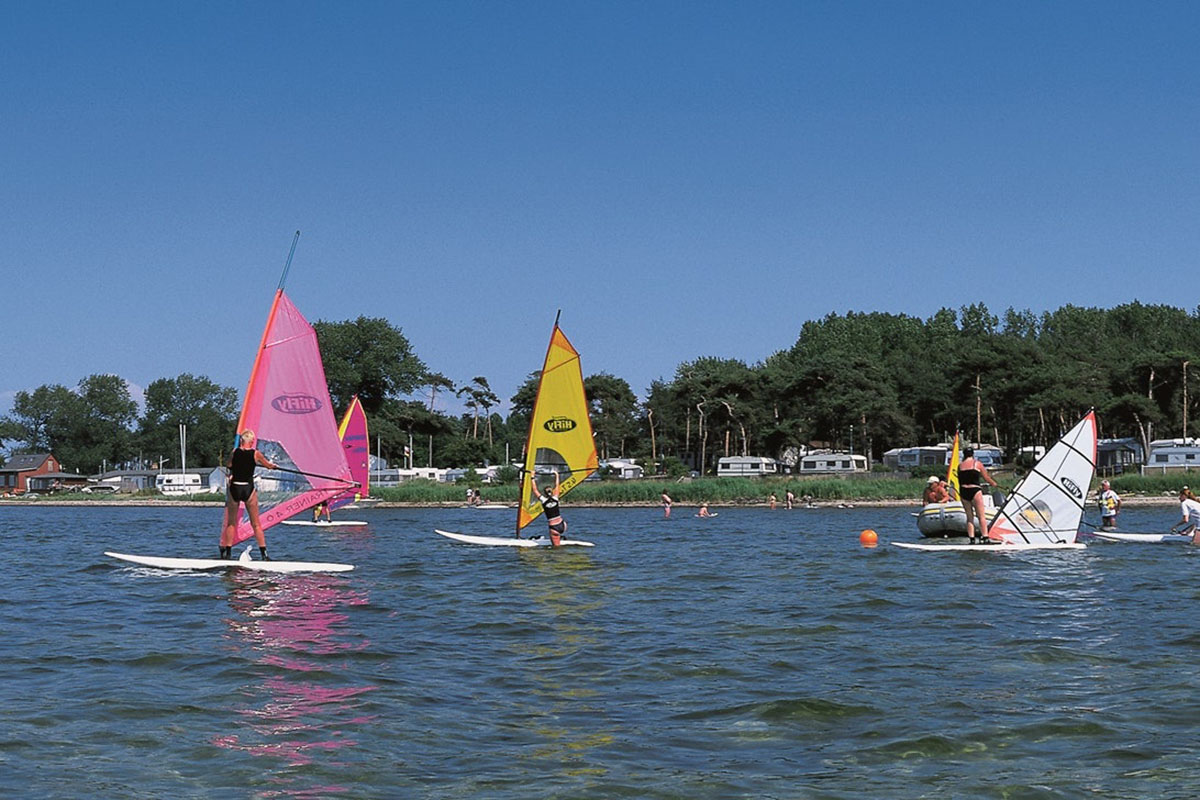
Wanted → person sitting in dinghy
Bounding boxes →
[959,448,999,544]
[531,470,567,547]
[219,430,279,560]
[1172,487,1200,544]
[922,476,951,504]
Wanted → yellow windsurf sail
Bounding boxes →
[946,431,961,501]
[517,321,599,534]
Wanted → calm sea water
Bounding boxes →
[2,503,1199,799]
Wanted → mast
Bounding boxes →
[277,230,300,291]
[517,310,563,538]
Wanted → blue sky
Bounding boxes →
[4,1,1199,417]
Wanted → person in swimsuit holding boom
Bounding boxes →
[220,430,279,560]
[958,447,999,544]
[531,470,566,547]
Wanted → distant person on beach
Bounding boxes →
[785,489,795,509]
[531,471,566,547]
[1172,486,1200,543]
[220,430,279,560]
[1097,480,1121,530]
[312,499,331,523]
[661,490,673,518]
[958,448,999,544]
[923,476,951,504]
[768,493,777,510]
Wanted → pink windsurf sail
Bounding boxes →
[330,395,369,511]
[233,289,355,544]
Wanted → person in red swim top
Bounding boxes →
[958,447,999,544]
[219,430,279,560]
[530,470,566,547]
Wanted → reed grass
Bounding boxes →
[19,470,1196,505]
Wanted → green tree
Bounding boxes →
[585,373,638,460]
[6,375,141,473]
[314,317,427,415]
[1,384,78,454]
[138,374,239,467]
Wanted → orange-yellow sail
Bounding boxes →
[517,322,598,533]
[946,431,961,501]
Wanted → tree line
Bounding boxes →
[3,302,1197,476]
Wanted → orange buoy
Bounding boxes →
[859,529,878,547]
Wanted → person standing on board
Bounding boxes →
[530,470,567,547]
[958,447,999,544]
[661,490,673,518]
[1097,480,1121,530]
[1172,486,1200,543]
[220,430,279,560]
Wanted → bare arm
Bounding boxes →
[981,464,998,487]
[254,450,278,470]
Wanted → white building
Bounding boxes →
[601,459,644,479]
[1143,438,1200,474]
[798,452,868,474]
[717,456,778,478]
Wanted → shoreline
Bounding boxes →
[0,495,1182,509]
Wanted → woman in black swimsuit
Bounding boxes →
[219,430,279,559]
[530,470,566,547]
[958,447,999,544]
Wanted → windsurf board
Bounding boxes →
[892,541,1086,552]
[105,550,354,573]
[1090,531,1194,544]
[434,529,594,548]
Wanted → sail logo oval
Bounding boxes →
[1060,476,1083,499]
[544,416,577,433]
[271,394,322,415]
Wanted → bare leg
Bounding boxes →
[963,497,977,541]
[245,492,267,548]
[974,493,991,541]
[220,498,239,547]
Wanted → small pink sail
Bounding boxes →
[233,290,355,544]
[330,395,369,511]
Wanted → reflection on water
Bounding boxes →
[510,551,615,778]
[214,571,375,787]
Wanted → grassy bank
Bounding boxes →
[4,471,1194,506]
[375,472,1200,505]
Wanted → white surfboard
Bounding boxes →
[467,503,511,510]
[105,550,355,573]
[434,529,594,548]
[893,540,1086,552]
[279,519,368,527]
[1090,531,1194,544]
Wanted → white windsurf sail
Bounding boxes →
[987,411,1097,546]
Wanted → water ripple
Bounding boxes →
[3,504,1199,798]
